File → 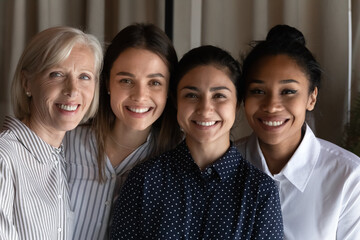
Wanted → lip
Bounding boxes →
[56,103,80,113]
[192,120,220,129]
[125,106,153,117]
[257,117,289,130]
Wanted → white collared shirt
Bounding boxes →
[236,124,360,240]
[63,125,151,240]
[0,116,72,240]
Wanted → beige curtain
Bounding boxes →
[1,0,359,145]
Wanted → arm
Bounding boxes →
[0,157,19,240]
[251,182,284,240]
[336,166,360,240]
[110,166,145,240]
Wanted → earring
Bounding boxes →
[107,91,110,95]
[26,92,31,97]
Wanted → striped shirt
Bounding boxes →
[0,116,72,240]
[64,125,150,240]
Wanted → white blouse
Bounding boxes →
[236,124,360,240]
[0,116,72,240]
[63,125,150,240]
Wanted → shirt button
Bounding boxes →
[207,168,212,174]
[105,201,110,206]
[58,228,62,232]
[58,194,62,199]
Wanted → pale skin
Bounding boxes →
[105,48,170,167]
[244,54,317,174]
[177,65,238,170]
[22,44,96,147]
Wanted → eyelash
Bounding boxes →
[249,89,264,94]
[49,72,92,81]
[49,72,63,78]
[282,89,297,94]
[150,80,162,86]
[184,93,198,98]
[248,89,297,95]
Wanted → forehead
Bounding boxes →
[178,65,235,89]
[249,54,309,85]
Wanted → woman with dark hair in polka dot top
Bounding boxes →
[110,45,284,239]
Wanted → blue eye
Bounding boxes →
[80,74,91,80]
[49,72,63,78]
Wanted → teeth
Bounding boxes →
[58,104,78,111]
[196,121,216,126]
[263,120,284,127]
[128,107,150,113]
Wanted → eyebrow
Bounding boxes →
[116,71,165,78]
[249,79,300,84]
[180,86,232,92]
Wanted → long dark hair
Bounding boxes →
[93,23,182,181]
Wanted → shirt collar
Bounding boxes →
[176,140,242,182]
[2,116,64,164]
[246,124,321,192]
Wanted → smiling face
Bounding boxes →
[24,44,96,139]
[109,48,169,132]
[244,54,317,149]
[177,65,237,147]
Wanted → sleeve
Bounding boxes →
[0,156,19,240]
[336,166,360,240]
[109,166,145,240]
[251,181,284,240]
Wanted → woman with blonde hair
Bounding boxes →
[0,26,103,239]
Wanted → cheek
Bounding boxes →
[83,84,96,102]
[244,99,256,117]
[176,102,190,125]
[156,90,168,109]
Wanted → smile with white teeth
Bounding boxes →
[262,120,284,127]
[196,121,216,127]
[58,104,78,111]
[128,107,150,113]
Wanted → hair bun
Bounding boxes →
[266,24,306,46]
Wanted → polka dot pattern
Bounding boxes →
[110,141,283,239]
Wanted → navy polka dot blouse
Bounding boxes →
[110,141,283,239]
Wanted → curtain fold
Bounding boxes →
[0,0,359,144]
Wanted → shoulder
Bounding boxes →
[234,147,277,192]
[0,130,21,174]
[64,125,94,143]
[234,136,250,155]
[128,145,181,179]
[63,125,95,151]
[317,138,360,167]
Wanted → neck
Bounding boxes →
[106,123,150,167]
[23,118,64,148]
[186,137,230,171]
[258,138,301,175]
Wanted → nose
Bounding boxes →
[196,97,213,116]
[130,83,148,101]
[261,93,283,113]
[63,75,79,97]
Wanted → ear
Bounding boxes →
[21,70,31,93]
[306,87,318,111]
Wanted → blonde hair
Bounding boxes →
[11,26,103,122]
